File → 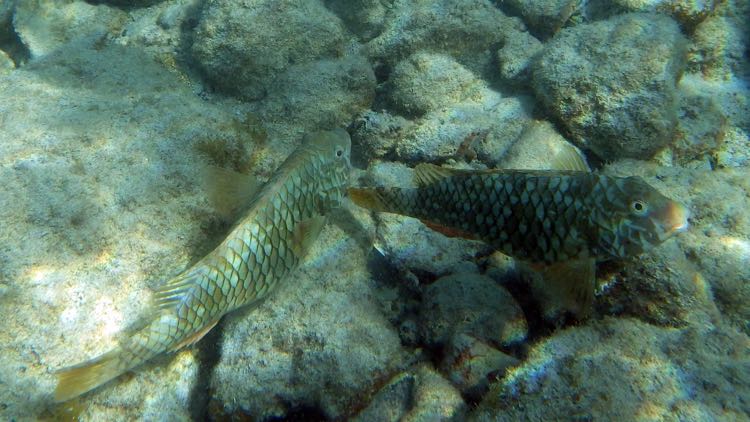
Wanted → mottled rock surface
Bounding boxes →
[192,0,349,100]
[471,318,750,421]
[532,13,687,159]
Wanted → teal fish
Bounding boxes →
[55,129,352,402]
[349,161,688,313]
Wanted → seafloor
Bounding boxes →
[0,0,748,421]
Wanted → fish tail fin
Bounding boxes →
[348,187,398,213]
[54,348,125,402]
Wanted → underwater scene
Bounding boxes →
[0,0,748,420]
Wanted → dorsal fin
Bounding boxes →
[548,142,590,172]
[414,163,461,186]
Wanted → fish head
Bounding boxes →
[595,176,689,259]
[303,128,352,211]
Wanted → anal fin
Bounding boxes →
[538,258,597,317]
[421,219,479,240]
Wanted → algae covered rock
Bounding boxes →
[208,224,408,420]
[13,0,128,58]
[419,273,528,348]
[192,0,348,100]
[470,318,750,421]
[366,0,525,76]
[353,364,466,422]
[387,52,485,117]
[324,0,388,41]
[499,0,579,39]
[531,13,687,159]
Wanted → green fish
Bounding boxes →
[349,161,688,313]
[54,129,352,402]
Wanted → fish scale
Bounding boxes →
[54,129,351,402]
[349,164,688,266]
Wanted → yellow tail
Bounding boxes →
[54,349,124,402]
[347,187,389,212]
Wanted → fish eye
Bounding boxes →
[336,148,343,158]
[630,200,647,215]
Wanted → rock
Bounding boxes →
[366,0,525,77]
[498,120,588,170]
[208,224,409,420]
[672,83,728,165]
[387,52,485,117]
[419,274,528,348]
[496,29,543,88]
[191,0,348,100]
[353,365,466,422]
[688,15,747,80]
[324,0,387,41]
[470,318,750,421]
[531,13,687,160]
[13,0,128,58]
[499,0,579,39]
[350,111,413,165]
[0,48,13,73]
[252,55,376,132]
[440,333,520,400]
[584,0,720,30]
[0,39,258,420]
[376,53,532,165]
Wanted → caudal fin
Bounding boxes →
[54,349,124,402]
[348,187,390,212]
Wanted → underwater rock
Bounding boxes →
[688,15,748,80]
[419,274,528,348]
[382,54,532,165]
[531,13,687,160]
[324,0,388,41]
[252,55,376,132]
[192,0,348,100]
[0,38,259,419]
[440,333,520,401]
[13,0,128,58]
[350,111,413,164]
[584,0,720,30]
[0,49,12,73]
[366,0,525,78]
[672,83,728,165]
[499,0,579,39]
[470,318,750,421]
[498,120,586,170]
[495,29,543,89]
[353,364,466,422]
[387,52,485,118]
[208,224,408,420]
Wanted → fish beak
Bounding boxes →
[664,202,689,235]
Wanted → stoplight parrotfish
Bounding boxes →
[54,129,352,402]
[349,148,688,314]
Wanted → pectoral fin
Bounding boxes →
[291,215,327,258]
[538,258,597,317]
[201,165,261,220]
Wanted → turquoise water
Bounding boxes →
[0,0,748,420]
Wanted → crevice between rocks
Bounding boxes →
[188,317,227,421]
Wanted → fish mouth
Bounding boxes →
[663,201,690,236]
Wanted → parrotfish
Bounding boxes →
[349,159,688,313]
[54,129,352,402]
